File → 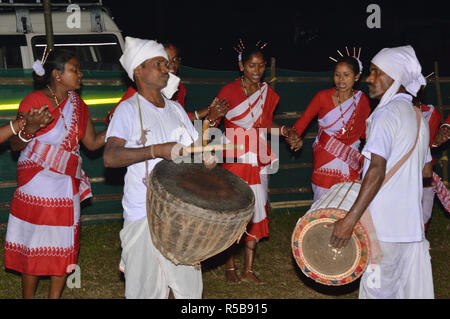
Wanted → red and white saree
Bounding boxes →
[294,88,371,202]
[5,90,90,276]
[218,79,279,242]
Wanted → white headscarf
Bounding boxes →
[371,45,426,108]
[119,36,180,99]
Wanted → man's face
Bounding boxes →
[365,63,394,100]
[135,56,170,90]
[165,46,180,75]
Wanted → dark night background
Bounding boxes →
[101,0,450,76]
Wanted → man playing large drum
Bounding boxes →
[330,45,434,299]
[103,37,221,299]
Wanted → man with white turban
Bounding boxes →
[103,37,212,298]
[330,45,434,299]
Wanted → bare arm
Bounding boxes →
[81,118,107,151]
[330,153,386,249]
[103,136,182,168]
[0,120,21,142]
[422,161,433,179]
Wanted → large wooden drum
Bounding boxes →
[291,182,370,286]
[147,160,255,266]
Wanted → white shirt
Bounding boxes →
[105,93,198,222]
[362,93,431,242]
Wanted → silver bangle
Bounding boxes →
[10,121,18,135]
[18,130,32,143]
[195,111,200,120]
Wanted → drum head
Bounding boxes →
[152,161,254,212]
[292,209,370,286]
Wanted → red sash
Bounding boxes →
[317,130,364,173]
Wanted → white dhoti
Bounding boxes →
[119,217,203,299]
[422,186,435,224]
[359,240,434,299]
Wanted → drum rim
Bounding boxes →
[291,209,370,286]
[151,160,255,213]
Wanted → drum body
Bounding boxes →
[147,160,255,266]
[291,182,370,286]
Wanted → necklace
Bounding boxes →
[241,77,263,129]
[336,90,357,136]
[47,85,78,150]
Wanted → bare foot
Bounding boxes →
[225,268,241,284]
[241,270,265,285]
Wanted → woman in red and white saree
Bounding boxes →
[293,56,371,202]
[217,46,300,285]
[4,49,106,299]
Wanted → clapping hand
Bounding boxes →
[207,98,228,122]
[433,125,450,147]
[22,105,54,133]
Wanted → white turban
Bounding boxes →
[119,36,168,81]
[371,45,426,108]
[119,36,180,99]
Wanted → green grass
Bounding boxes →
[1,205,449,299]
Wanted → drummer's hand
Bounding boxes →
[329,217,356,249]
[203,151,217,170]
[158,142,184,161]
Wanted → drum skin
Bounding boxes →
[291,182,370,286]
[147,160,255,266]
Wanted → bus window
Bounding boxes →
[31,34,123,71]
[0,35,27,69]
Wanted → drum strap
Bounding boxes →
[360,106,422,264]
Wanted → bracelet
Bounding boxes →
[207,117,217,127]
[195,111,200,120]
[17,114,26,130]
[10,121,18,135]
[18,129,33,143]
[150,144,155,159]
[21,128,34,140]
[281,125,290,137]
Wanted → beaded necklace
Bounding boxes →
[336,90,357,137]
[47,85,79,150]
[240,77,263,129]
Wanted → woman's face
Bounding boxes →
[240,53,266,84]
[58,57,83,90]
[333,62,359,93]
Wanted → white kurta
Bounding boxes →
[106,93,201,299]
[362,94,431,242]
[359,93,434,299]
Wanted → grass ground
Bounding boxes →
[0,205,449,299]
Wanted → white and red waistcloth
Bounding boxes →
[294,88,371,202]
[4,90,90,276]
[217,79,279,242]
